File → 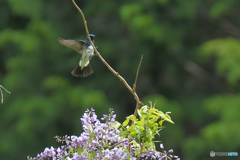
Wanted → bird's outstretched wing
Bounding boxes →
[58,38,85,54]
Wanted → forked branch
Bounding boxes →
[0,85,11,104]
[72,0,142,117]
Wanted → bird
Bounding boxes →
[58,34,95,77]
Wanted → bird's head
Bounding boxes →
[89,34,95,41]
[85,34,95,46]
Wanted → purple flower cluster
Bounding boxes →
[28,108,180,160]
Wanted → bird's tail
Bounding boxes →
[71,64,93,77]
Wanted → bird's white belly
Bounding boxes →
[79,45,94,69]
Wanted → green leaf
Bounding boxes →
[111,121,121,129]
[130,130,137,136]
[127,124,135,131]
[128,115,138,121]
[139,105,148,114]
[122,119,129,127]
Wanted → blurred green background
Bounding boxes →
[1,0,240,159]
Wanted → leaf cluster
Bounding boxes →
[121,104,174,157]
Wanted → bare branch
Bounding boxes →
[0,85,11,104]
[72,0,142,114]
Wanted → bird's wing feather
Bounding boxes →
[58,38,85,54]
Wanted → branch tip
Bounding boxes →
[133,55,143,93]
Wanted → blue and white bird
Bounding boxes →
[58,34,95,77]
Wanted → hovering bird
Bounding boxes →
[58,34,95,77]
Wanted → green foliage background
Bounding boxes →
[0,0,240,159]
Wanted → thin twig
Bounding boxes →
[0,85,11,104]
[72,0,142,114]
[133,55,143,93]
[109,139,128,149]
